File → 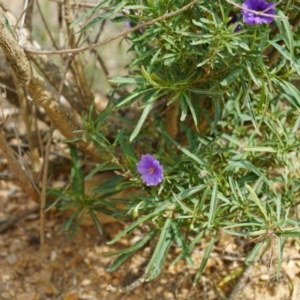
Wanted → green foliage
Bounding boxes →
[51,0,300,284]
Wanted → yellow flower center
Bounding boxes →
[148,167,155,174]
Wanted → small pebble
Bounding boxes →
[81,279,91,286]
[260,274,270,281]
[6,253,18,265]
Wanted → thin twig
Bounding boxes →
[166,99,179,138]
[0,204,39,233]
[40,126,54,251]
[13,0,34,36]
[225,0,285,19]
[24,0,200,56]
[50,0,99,9]
[19,0,29,33]
[36,0,59,49]
[0,9,104,163]
[64,0,94,107]
[228,243,266,300]
[0,129,40,202]
[107,276,145,293]
[12,72,41,174]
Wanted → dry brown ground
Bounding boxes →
[1,2,300,299]
[1,177,300,300]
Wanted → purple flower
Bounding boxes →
[242,0,275,25]
[228,14,242,32]
[136,154,164,186]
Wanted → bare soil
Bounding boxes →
[0,2,299,299]
[1,178,299,300]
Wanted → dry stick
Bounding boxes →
[12,72,41,173]
[228,243,266,300]
[225,0,285,18]
[0,204,39,233]
[0,8,103,163]
[107,276,145,293]
[50,0,99,9]
[36,0,59,49]
[24,0,34,33]
[64,0,94,107]
[24,0,200,56]
[0,129,40,203]
[19,0,29,32]
[166,100,179,138]
[13,0,33,36]
[28,51,86,114]
[267,12,300,67]
[40,126,54,251]
[87,20,110,78]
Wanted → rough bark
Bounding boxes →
[0,129,40,202]
[0,8,103,162]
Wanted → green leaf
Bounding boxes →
[274,10,294,57]
[246,184,268,222]
[69,210,86,240]
[62,209,80,231]
[145,218,173,281]
[166,135,206,166]
[109,76,145,85]
[115,88,153,108]
[278,80,300,109]
[245,241,264,265]
[193,233,215,284]
[277,230,300,238]
[172,231,205,265]
[183,92,198,127]
[91,176,125,194]
[186,88,222,97]
[268,41,292,62]
[77,10,114,33]
[3,13,13,35]
[107,252,135,272]
[242,147,276,153]
[171,222,193,267]
[245,94,261,136]
[107,199,174,244]
[220,69,242,86]
[276,237,285,279]
[118,132,138,163]
[89,210,103,235]
[71,0,110,27]
[225,160,272,189]
[107,185,205,245]
[105,229,157,257]
[141,66,160,88]
[179,94,188,121]
[208,179,218,230]
[85,163,120,180]
[130,90,160,141]
[69,144,84,195]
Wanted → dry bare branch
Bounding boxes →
[0,7,103,162]
[0,128,40,202]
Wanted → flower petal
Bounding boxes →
[136,154,164,186]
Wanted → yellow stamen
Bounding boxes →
[148,167,155,174]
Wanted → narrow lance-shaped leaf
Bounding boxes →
[193,233,216,284]
[108,185,206,245]
[145,218,173,281]
[69,144,84,195]
[246,184,268,222]
[245,241,264,265]
[171,222,193,267]
[130,90,160,142]
[71,0,110,27]
[208,179,218,230]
